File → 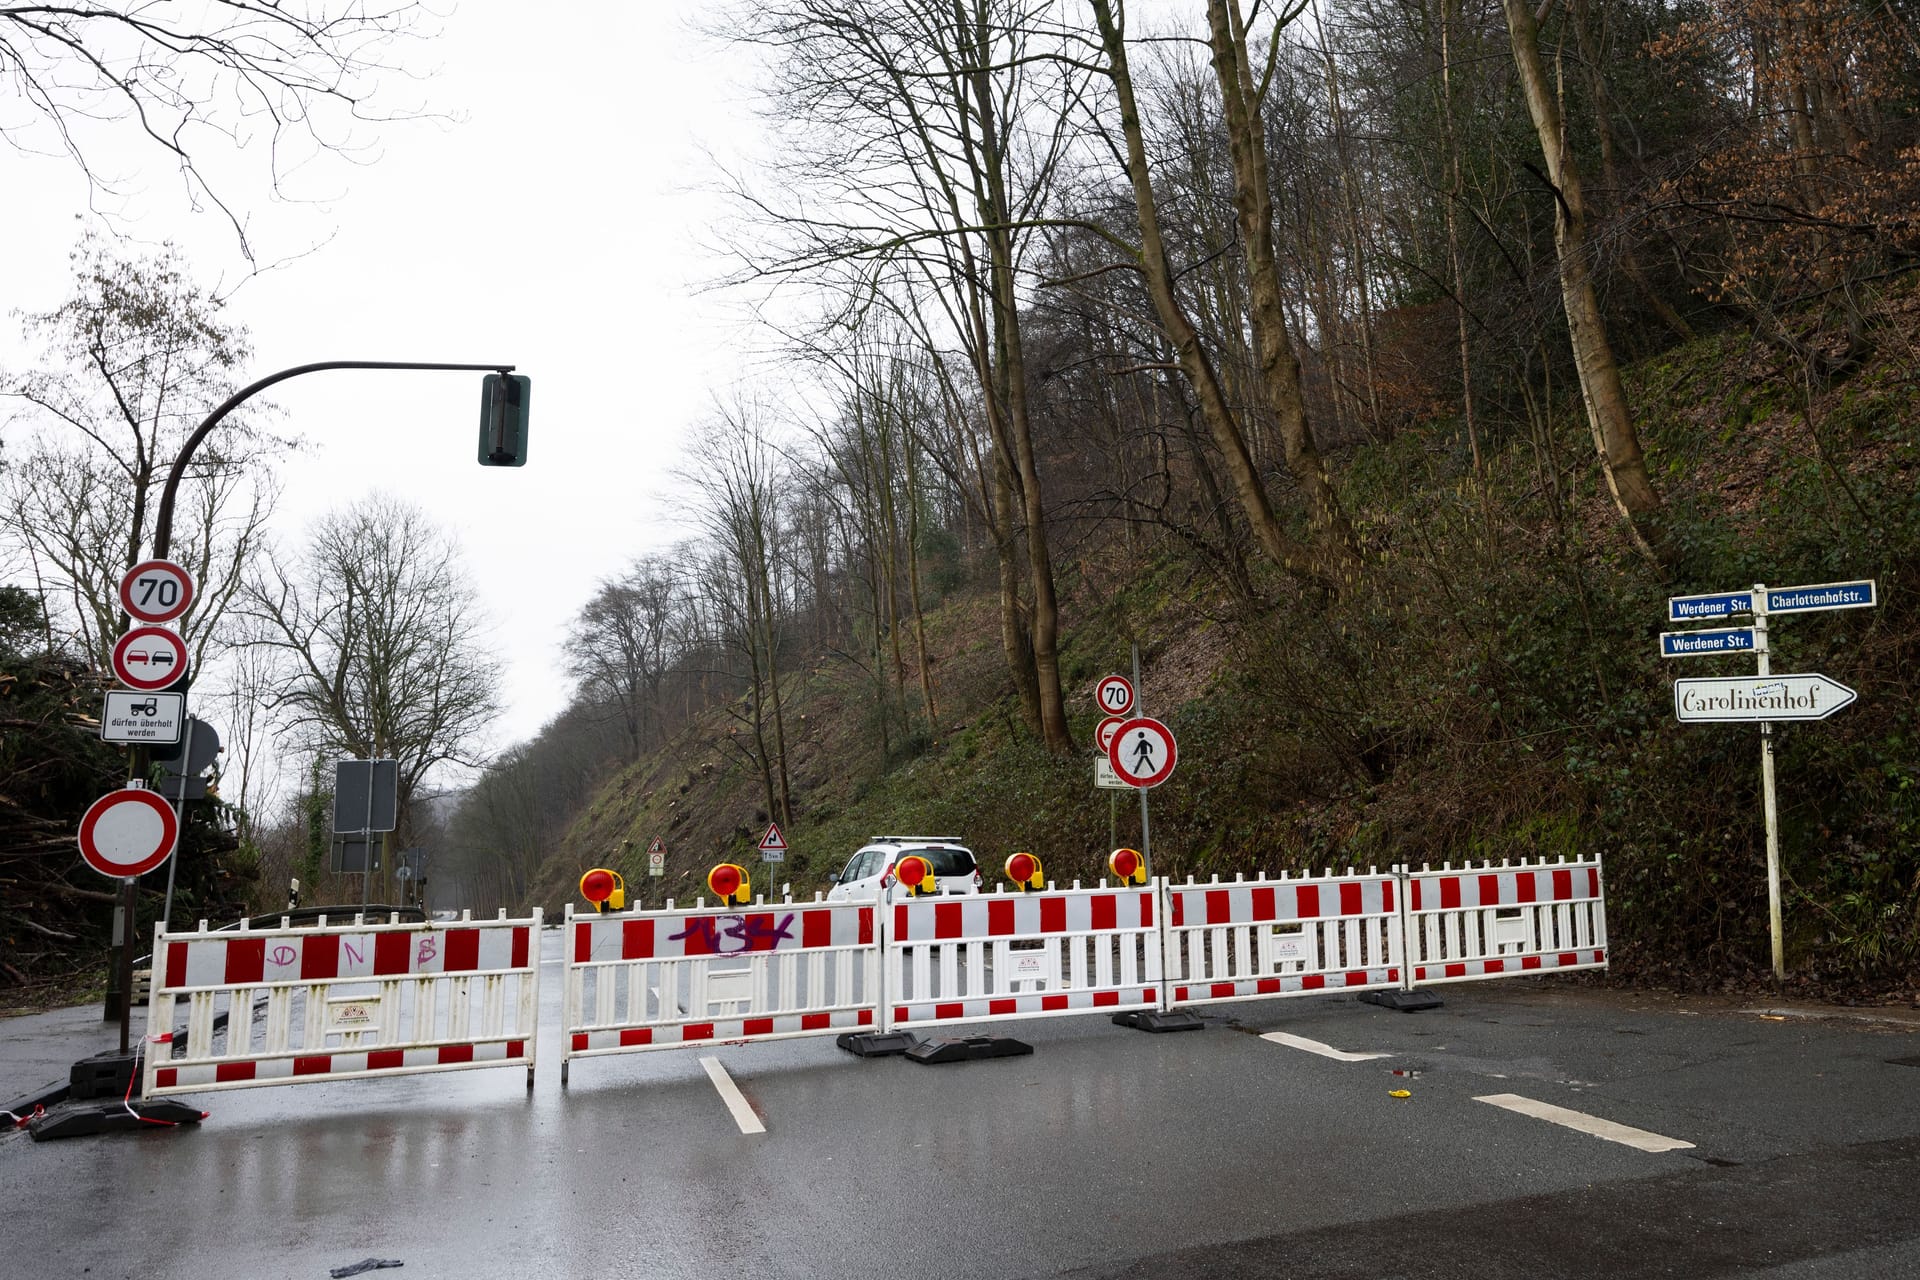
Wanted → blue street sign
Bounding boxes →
[1660,627,1757,658]
[1764,579,1876,614]
[1667,590,1752,622]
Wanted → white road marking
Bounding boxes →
[700,1056,766,1134]
[1260,1031,1392,1062]
[1475,1092,1693,1153]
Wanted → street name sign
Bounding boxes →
[1763,579,1875,614]
[119,559,195,625]
[111,625,188,691]
[1107,716,1178,788]
[1659,627,1756,658]
[1674,674,1857,723]
[1667,590,1751,622]
[78,785,179,878]
[100,691,185,744]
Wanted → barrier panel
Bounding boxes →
[885,883,1161,1031]
[142,910,541,1098]
[1402,859,1607,985]
[1162,870,1402,1007]
[562,897,878,1078]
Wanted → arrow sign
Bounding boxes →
[758,822,787,862]
[1660,627,1756,658]
[1108,716,1177,788]
[111,625,188,691]
[1763,579,1875,614]
[1668,590,1751,622]
[1674,674,1857,722]
[119,559,195,625]
[78,785,179,878]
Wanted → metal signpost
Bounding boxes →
[1663,579,1874,977]
[647,836,666,877]
[1092,649,1178,881]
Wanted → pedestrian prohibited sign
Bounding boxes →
[1107,716,1177,788]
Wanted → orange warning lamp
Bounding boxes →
[708,862,751,907]
[896,854,937,897]
[579,867,626,912]
[1005,851,1045,893]
[1108,847,1147,886]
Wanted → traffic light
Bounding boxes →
[478,373,531,466]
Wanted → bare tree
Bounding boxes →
[565,555,680,766]
[1,2,440,258]
[1,235,282,672]
[243,493,497,873]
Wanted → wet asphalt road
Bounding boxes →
[4,929,1917,1280]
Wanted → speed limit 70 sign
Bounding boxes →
[119,559,195,625]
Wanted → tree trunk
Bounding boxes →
[1501,0,1664,564]
[1091,0,1339,590]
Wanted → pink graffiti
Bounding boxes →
[415,936,438,967]
[344,939,365,966]
[269,945,297,967]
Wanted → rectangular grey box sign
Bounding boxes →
[100,691,186,744]
[333,759,399,834]
[331,837,381,875]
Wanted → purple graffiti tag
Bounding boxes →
[343,939,366,967]
[669,912,796,955]
[269,944,298,967]
[415,935,438,968]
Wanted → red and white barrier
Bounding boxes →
[883,883,1161,1030]
[142,910,541,1097]
[1162,870,1402,1006]
[1401,859,1607,984]
[562,896,878,1079]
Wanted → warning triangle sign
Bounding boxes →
[757,822,787,853]
[647,837,665,854]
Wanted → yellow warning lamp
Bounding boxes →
[1108,847,1147,886]
[895,854,937,897]
[708,862,751,907]
[579,867,627,913]
[1005,851,1045,893]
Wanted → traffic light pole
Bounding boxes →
[115,360,512,1046]
[151,360,515,558]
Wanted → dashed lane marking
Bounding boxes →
[1260,1031,1392,1062]
[1475,1092,1694,1153]
[700,1056,766,1135]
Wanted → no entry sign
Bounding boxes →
[111,626,188,691]
[78,786,179,878]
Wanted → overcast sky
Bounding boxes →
[2,3,777,778]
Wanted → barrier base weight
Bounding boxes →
[904,1036,1033,1064]
[1359,988,1445,1013]
[837,1031,921,1058]
[69,1050,142,1100]
[28,1099,204,1141]
[1112,1009,1205,1034]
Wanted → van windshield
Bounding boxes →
[900,847,975,876]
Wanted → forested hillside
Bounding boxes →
[427,0,1919,989]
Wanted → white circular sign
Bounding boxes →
[1096,675,1135,716]
[1096,715,1126,754]
[78,787,179,878]
[119,559,196,625]
[1107,716,1177,789]
[111,625,189,691]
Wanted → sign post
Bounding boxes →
[758,822,787,864]
[1664,579,1874,978]
[647,836,666,877]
